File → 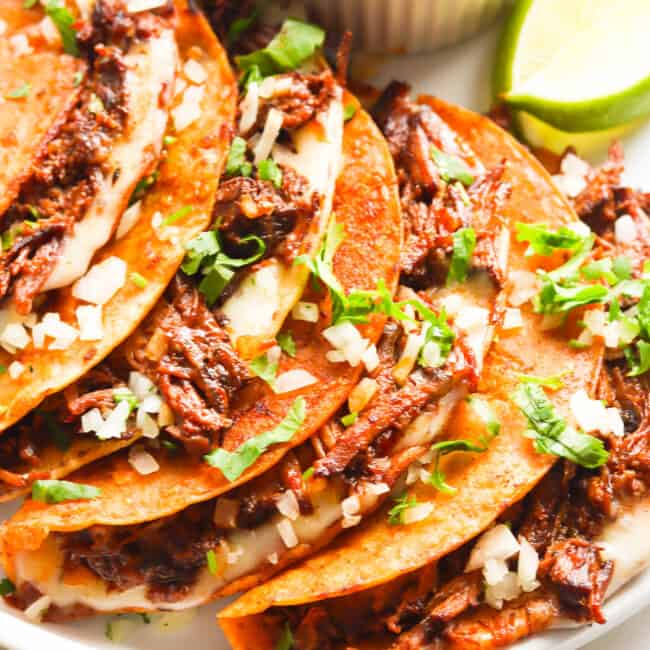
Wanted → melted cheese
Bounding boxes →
[42,29,177,291]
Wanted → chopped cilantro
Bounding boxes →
[625,340,650,377]
[227,4,260,46]
[162,205,193,226]
[236,19,325,78]
[341,411,358,427]
[447,227,476,285]
[32,479,101,504]
[129,170,159,206]
[515,222,586,257]
[44,0,79,56]
[388,493,418,525]
[277,331,296,357]
[6,83,31,99]
[129,272,148,289]
[204,397,306,480]
[225,136,252,177]
[0,578,15,596]
[250,351,278,388]
[276,622,295,650]
[163,135,177,146]
[206,549,218,575]
[343,103,357,122]
[302,466,314,481]
[181,230,265,305]
[511,383,608,468]
[430,145,474,186]
[258,158,283,188]
[72,70,83,87]
[23,0,38,7]
[113,389,139,414]
[516,371,569,390]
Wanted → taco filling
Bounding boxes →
[0,0,177,320]
[1,89,510,619]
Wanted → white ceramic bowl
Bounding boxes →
[305,0,510,53]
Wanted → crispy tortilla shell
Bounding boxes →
[218,97,604,648]
[0,103,402,561]
[0,2,236,434]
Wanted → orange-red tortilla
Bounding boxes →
[0,1,237,433]
[218,98,604,649]
[0,103,402,562]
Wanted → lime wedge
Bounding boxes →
[495,0,650,133]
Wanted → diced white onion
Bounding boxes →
[363,481,390,496]
[0,323,30,351]
[183,59,207,85]
[275,490,300,521]
[465,524,520,572]
[267,552,279,565]
[605,407,624,438]
[23,595,51,621]
[10,34,33,57]
[502,307,523,330]
[348,377,378,414]
[392,328,426,385]
[517,536,540,592]
[0,19,6,36]
[483,557,509,586]
[128,445,160,475]
[116,200,142,239]
[39,17,60,45]
[420,340,443,368]
[225,544,244,565]
[570,389,608,433]
[140,394,162,414]
[402,502,434,525]
[292,301,319,322]
[341,514,361,528]
[552,154,589,198]
[157,403,175,427]
[238,81,259,134]
[341,494,360,517]
[127,0,166,12]
[253,108,284,164]
[172,85,205,133]
[406,463,420,486]
[129,371,155,400]
[43,313,79,350]
[508,270,540,307]
[485,571,520,610]
[81,408,104,434]
[326,350,346,363]
[136,409,159,439]
[8,361,25,379]
[274,369,317,393]
[276,518,298,548]
[361,343,379,372]
[95,400,130,440]
[266,344,282,366]
[258,75,294,99]
[614,214,637,244]
[76,305,103,342]
[73,257,127,305]
[323,321,368,367]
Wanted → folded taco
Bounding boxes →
[0,0,237,434]
[0,86,514,619]
[0,13,354,500]
[216,101,634,648]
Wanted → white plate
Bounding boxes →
[2,17,650,650]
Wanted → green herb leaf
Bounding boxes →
[516,371,569,391]
[581,258,618,285]
[534,277,609,314]
[637,284,650,339]
[162,205,193,226]
[258,158,283,189]
[113,389,139,414]
[302,466,314,481]
[626,340,650,377]
[612,255,632,280]
[129,272,148,289]
[206,549,218,575]
[430,145,474,186]
[204,397,306,480]
[23,0,38,8]
[276,622,294,650]
[277,331,296,357]
[44,0,79,56]
[72,70,83,87]
[0,578,15,596]
[225,136,252,177]
[228,6,260,46]
[236,19,325,78]
[6,83,31,99]
[129,170,159,206]
[388,493,418,525]
[511,383,608,468]
[429,438,488,494]
[163,135,177,146]
[515,223,586,257]
[343,103,357,122]
[182,230,266,305]
[447,227,476,285]
[250,352,278,388]
[32,479,101,504]
[341,411,358,427]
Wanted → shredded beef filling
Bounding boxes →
[0,3,137,313]
[61,501,221,603]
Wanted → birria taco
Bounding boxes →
[218,112,650,649]
[0,0,236,435]
[0,13,354,500]
[0,81,515,619]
